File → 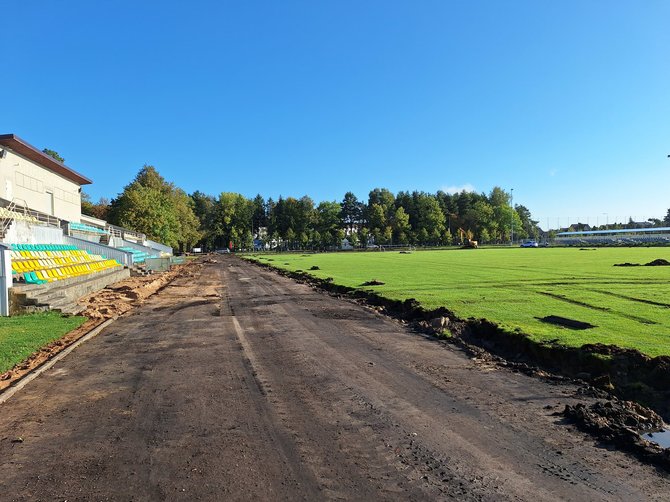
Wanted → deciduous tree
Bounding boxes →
[42,148,64,163]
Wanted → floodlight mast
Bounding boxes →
[510,188,514,246]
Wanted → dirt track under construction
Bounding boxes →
[0,256,668,500]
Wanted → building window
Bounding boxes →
[15,172,43,193]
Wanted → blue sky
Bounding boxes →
[2,1,669,228]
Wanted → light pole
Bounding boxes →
[510,188,514,246]
[603,213,608,231]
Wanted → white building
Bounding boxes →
[0,134,91,222]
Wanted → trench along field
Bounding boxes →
[248,247,670,357]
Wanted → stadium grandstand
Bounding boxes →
[555,227,670,246]
[0,133,173,315]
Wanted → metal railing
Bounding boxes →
[145,238,173,255]
[117,238,160,258]
[0,198,61,237]
[8,198,60,227]
[63,235,135,267]
[106,223,145,242]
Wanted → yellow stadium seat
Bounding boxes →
[35,270,50,282]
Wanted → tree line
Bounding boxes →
[46,149,670,251]
[81,165,548,252]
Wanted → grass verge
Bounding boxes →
[0,312,88,373]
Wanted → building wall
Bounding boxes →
[3,220,65,245]
[0,148,82,222]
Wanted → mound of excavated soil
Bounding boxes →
[565,400,663,434]
[645,258,670,267]
[361,279,385,286]
[564,400,670,471]
[0,259,203,393]
[614,259,670,267]
[79,261,202,320]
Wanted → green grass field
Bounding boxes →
[249,247,670,357]
[0,312,87,373]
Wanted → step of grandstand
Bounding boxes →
[19,291,76,315]
[129,264,151,277]
[12,266,130,315]
[13,283,85,315]
[10,243,131,314]
[118,246,158,264]
[9,243,122,285]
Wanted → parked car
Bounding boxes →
[520,240,539,248]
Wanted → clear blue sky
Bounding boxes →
[3,1,669,228]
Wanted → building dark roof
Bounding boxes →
[0,134,92,185]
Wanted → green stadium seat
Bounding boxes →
[24,271,47,285]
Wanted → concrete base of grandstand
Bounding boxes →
[10,267,130,315]
[130,264,150,277]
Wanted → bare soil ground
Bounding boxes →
[0,261,203,392]
[0,255,668,500]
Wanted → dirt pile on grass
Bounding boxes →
[564,400,670,470]
[645,258,670,266]
[361,279,385,286]
[614,258,670,267]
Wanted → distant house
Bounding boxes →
[0,134,91,222]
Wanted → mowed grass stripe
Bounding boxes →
[250,247,670,357]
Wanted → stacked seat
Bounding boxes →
[9,243,122,285]
[0,207,39,224]
[69,222,108,235]
[118,246,158,264]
